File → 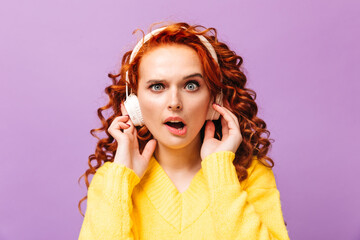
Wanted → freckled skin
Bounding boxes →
[137,44,211,150]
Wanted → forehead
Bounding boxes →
[138,44,203,82]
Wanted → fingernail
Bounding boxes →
[126,123,130,127]
[215,103,221,107]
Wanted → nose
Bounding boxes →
[167,88,182,111]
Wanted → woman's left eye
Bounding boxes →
[185,81,200,91]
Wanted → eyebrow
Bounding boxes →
[145,73,203,84]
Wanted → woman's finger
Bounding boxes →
[108,121,130,140]
[225,109,240,129]
[116,115,130,121]
[220,116,229,137]
[203,120,215,142]
[142,139,157,161]
[212,104,239,132]
[117,121,131,130]
[222,100,240,127]
[121,102,129,117]
[132,127,139,149]
[109,116,130,130]
[120,102,135,134]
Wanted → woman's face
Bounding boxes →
[137,44,211,150]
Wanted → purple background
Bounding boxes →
[1,0,359,239]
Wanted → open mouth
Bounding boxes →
[164,121,185,130]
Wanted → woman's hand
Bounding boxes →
[107,102,157,178]
[200,102,243,160]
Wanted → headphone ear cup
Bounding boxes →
[206,92,223,120]
[123,94,145,126]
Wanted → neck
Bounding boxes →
[154,134,202,176]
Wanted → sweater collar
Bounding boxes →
[139,155,209,232]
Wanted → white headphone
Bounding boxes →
[124,26,223,126]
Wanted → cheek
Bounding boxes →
[184,95,211,121]
[193,92,211,111]
[138,93,164,122]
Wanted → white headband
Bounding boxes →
[125,26,219,98]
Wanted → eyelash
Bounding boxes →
[149,81,200,92]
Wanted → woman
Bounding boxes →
[78,22,290,239]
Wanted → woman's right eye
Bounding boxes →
[149,83,164,91]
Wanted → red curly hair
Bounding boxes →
[78,22,274,216]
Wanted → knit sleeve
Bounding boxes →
[78,162,140,240]
[201,151,290,240]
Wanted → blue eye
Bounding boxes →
[185,81,200,91]
[150,84,164,91]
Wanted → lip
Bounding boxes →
[164,124,187,136]
[163,116,187,125]
[163,116,187,136]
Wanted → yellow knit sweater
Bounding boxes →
[79,151,290,239]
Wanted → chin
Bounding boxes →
[157,133,201,151]
[161,140,192,150]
